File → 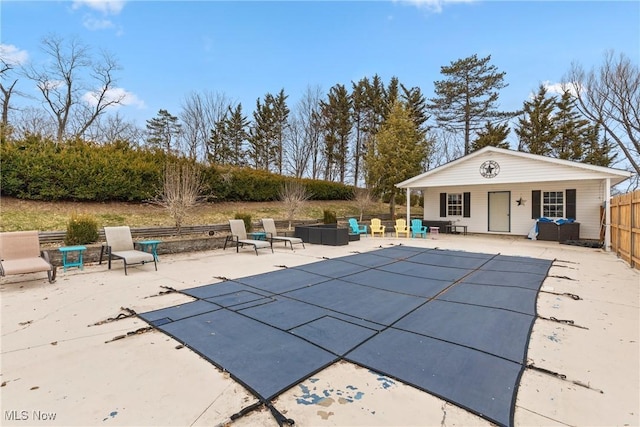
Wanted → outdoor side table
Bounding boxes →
[430,227,440,239]
[136,240,162,262]
[248,232,267,241]
[58,245,87,272]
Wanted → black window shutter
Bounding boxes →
[463,192,471,218]
[566,189,576,219]
[439,193,447,217]
[532,190,541,219]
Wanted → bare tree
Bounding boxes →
[564,50,640,175]
[13,107,56,139]
[152,162,205,234]
[22,34,124,143]
[428,128,463,169]
[1,59,18,140]
[85,112,144,145]
[297,85,324,179]
[180,91,232,161]
[278,180,312,230]
[284,115,311,178]
[353,188,375,221]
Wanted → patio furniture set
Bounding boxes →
[0,217,459,283]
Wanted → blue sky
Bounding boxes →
[2,0,639,128]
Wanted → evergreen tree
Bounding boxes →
[249,95,275,170]
[363,75,387,156]
[551,89,594,161]
[366,101,427,218]
[515,84,557,155]
[401,84,430,140]
[471,122,510,151]
[320,84,352,183]
[583,125,617,167]
[271,89,290,174]
[207,115,226,164]
[351,79,368,186]
[224,104,249,166]
[350,75,388,187]
[429,54,515,155]
[248,91,289,173]
[146,109,182,154]
[383,76,400,117]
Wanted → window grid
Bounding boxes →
[543,191,564,218]
[447,193,463,216]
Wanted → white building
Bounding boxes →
[396,146,632,250]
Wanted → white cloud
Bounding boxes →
[82,87,146,109]
[0,44,29,66]
[72,0,126,15]
[398,0,476,13]
[82,15,115,31]
[542,80,579,97]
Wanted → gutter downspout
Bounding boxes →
[604,178,611,252]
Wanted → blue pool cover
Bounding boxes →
[139,246,553,427]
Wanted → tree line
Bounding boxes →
[1,34,638,195]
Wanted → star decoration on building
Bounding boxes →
[479,160,500,178]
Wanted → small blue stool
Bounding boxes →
[58,245,87,272]
[136,240,162,262]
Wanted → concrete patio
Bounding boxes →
[1,234,638,426]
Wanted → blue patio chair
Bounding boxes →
[411,219,428,238]
[348,218,368,237]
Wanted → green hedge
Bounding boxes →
[1,137,165,201]
[205,166,354,201]
[1,137,353,202]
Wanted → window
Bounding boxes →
[543,191,564,218]
[447,193,463,216]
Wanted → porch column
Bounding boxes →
[604,178,611,252]
[406,188,411,227]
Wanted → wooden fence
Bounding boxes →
[610,190,640,269]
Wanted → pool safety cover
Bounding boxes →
[139,246,552,427]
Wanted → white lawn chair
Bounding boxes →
[261,218,305,250]
[100,226,157,275]
[224,220,273,255]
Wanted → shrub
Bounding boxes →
[64,213,99,245]
[279,181,312,230]
[323,210,337,224]
[1,136,355,203]
[151,161,205,234]
[234,213,253,232]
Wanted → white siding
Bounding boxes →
[420,179,604,239]
[409,151,623,188]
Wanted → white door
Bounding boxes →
[488,191,510,232]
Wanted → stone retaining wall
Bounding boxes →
[45,236,228,267]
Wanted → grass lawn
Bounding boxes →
[0,197,423,232]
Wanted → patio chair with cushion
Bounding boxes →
[411,219,428,238]
[394,219,410,238]
[0,230,56,283]
[224,219,273,255]
[100,226,157,275]
[261,218,305,250]
[348,218,368,237]
[370,218,386,237]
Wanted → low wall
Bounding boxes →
[44,236,228,267]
